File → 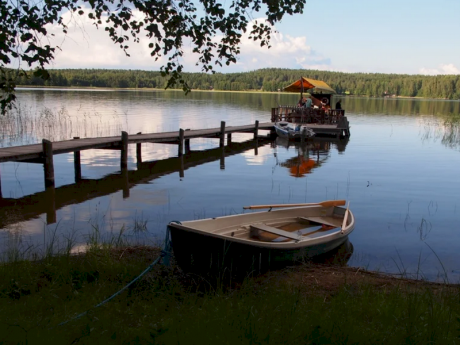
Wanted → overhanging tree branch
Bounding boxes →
[0,0,305,114]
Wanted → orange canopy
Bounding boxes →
[284,77,336,94]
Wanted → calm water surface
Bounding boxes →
[1,89,460,282]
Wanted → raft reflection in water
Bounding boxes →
[274,136,349,178]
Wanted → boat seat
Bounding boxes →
[298,216,342,228]
[250,223,301,241]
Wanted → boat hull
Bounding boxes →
[169,226,350,274]
[168,205,354,275]
[274,122,315,141]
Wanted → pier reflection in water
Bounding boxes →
[0,138,269,230]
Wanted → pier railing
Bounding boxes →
[271,106,345,125]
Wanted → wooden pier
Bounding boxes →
[0,121,274,195]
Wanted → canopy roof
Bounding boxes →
[284,77,336,94]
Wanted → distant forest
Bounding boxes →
[16,68,460,100]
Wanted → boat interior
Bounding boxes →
[214,215,345,243]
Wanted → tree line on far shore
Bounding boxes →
[16,68,460,100]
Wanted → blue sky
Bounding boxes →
[45,0,460,75]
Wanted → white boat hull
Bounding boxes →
[168,204,354,273]
[274,122,315,141]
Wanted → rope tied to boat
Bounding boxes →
[58,224,178,327]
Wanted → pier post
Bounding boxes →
[136,132,142,166]
[254,120,259,140]
[178,129,184,156]
[185,139,190,154]
[338,116,350,138]
[227,133,232,145]
[73,137,82,182]
[220,121,225,147]
[344,116,351,137]
[184,128,191,153]
[45,185,56,224]
[42,139,55,188]
[122,166,129,199]
[0,166,2,199]
[180,154,185,179]
[121,131,128,169]
[220,146,225,170]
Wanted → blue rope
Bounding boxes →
[58,254,163,326]
[58,224,178,327]
[164,221,181,267]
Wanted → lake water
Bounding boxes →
[1,88,460,282]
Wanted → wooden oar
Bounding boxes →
[341,201,350,233]
[243,199,346,210]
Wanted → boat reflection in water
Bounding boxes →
[310,238,354,266]
[273,137,349,178]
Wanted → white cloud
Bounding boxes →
[212,19,332,72]
[45,13,333,73]
[419,63,460,75]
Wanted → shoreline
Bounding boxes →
[15,85,457,100]
[4,245,455,287]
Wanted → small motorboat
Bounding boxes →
[167,200,354,274]
[274,121,315,141]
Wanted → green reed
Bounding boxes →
[0,104,124,145]
[0,211,154,263]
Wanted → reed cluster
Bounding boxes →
[0,210,153,264]
[0,105,124,146]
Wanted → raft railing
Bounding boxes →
[271,106,345,125]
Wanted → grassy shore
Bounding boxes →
[1,245,459,344]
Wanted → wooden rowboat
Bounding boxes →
[167,200,354,274]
